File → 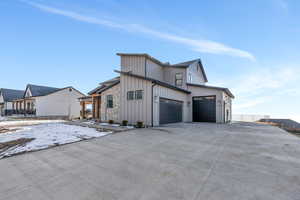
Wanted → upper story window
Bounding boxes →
[135,90,143,100]
[188,73,192,82]
[175,73,183,86]
[106,95,113,108]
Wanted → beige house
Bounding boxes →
[80,53,234,126]
[12,84,85,119]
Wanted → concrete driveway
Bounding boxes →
[0,122,300,200]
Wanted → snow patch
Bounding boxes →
[0,123,110,158]
[0,120,65,126]
[0,116,7,121]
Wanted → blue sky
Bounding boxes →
[1,0,300,122]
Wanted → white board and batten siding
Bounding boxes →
[146,59,164,81]
[120,75,152,126]
[163,67,187,90]
[187,62,206,84]
[120,55,146,76]
[100,84,121,123]
[35,88,82,119]
[223,92,232,122]
[120,74,190,126]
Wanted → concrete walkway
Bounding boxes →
[0,122,299,200]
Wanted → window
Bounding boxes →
[127,90,143,100]
[106,95,113,108]
[135,90,143,100]
[188,73,192,82]
[127,91,134,100]
[175,73,183,86]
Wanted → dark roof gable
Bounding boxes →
[172,59,208,82]
[88,77,120,95]
[187,83,234,98]
[0,88,25,101]
[25,84,60,97]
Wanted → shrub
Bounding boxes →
[136,121,144,128]
[122,120,128,126]
[108,120,114,124]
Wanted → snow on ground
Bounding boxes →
[0,120,66,127]
[0,123,111,158]
[0,116,7,121]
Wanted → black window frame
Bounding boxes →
[106,95,113,108]
[127,91,135,100]
[175,73,183,86]
[135,90,143,100]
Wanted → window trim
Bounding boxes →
[106,95,113,108]
[175,73,183,86]
[135,90,143,100]
[127,91,135,100]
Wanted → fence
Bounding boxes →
[232,114,270,122]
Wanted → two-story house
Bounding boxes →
[81,53,234,126]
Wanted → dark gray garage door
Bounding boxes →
[159,98,183,124]
[193,96,216,122]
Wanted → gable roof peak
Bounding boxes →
[26,84,61,97]
[0,88,25,101]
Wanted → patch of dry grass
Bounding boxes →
[0,138,34,153]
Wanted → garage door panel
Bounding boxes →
[193,96,216,123]
[159,98,183,124]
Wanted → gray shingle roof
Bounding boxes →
[88,77,120,95]
[26,84,60,97]
[187,83,235,98]
[0,88,25,101]
[172,59,200,67]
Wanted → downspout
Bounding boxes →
[151,82,157,127]
[144,57,147,77]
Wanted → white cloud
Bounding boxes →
[23,1,255,61]
[231,65,300,113]
[234,96,271,110]
[232,67,300,97]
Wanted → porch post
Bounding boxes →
[97,97,101,119]
[81,101,86,119]
[24,99,26,115]
[92,96,95,119]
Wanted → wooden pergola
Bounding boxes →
[78,96,94,119]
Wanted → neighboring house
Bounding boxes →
[12,84,85,119]
[80,53,234,126]
[0,88,24,116]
